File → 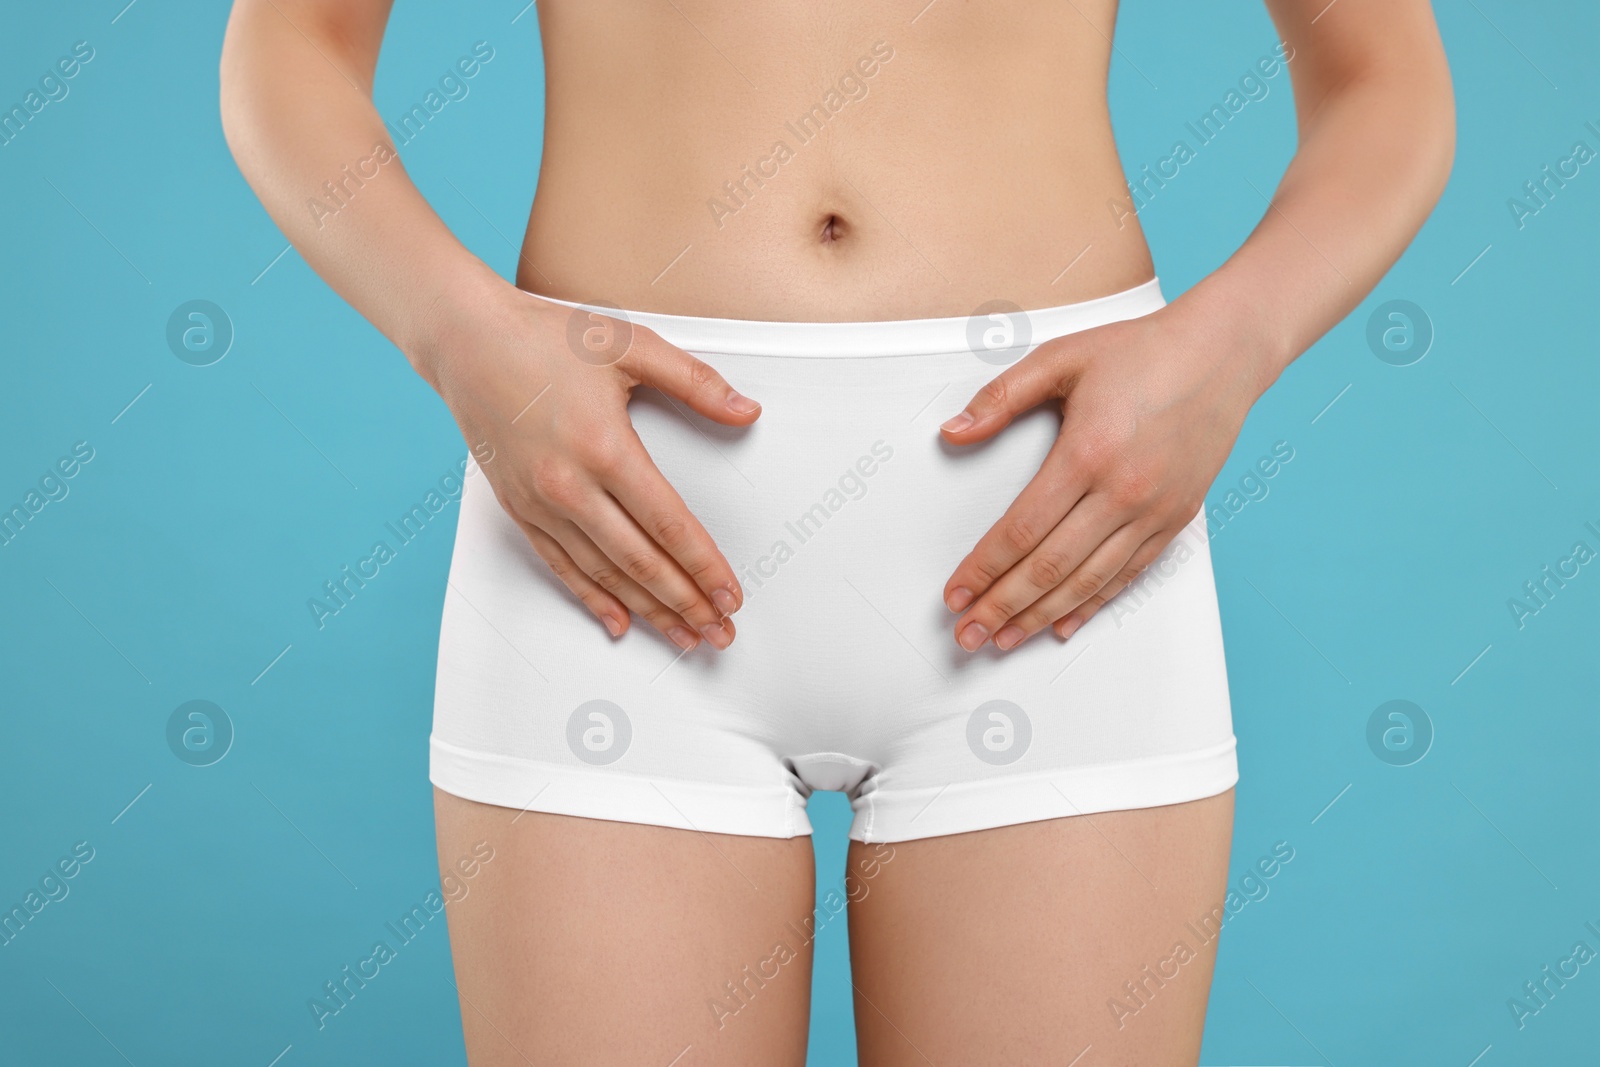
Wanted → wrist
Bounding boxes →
[1168,274,1289,402]
[403,259,517,392]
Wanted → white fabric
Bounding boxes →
[430,278,1237,842]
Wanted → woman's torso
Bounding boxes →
[517,0,1151,321]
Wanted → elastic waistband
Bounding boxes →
[525,278,1166,358]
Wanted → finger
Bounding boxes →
[939,336,1080,443]
[517,522,630,639]
[944,435,1091,612]
[604,435,743,616]
[621,334,761,427]
[565,488,735,650]
[953,493,1123,652]
[1052,530,1175,641]
[551,521,709,652]
[996,525,1170,650]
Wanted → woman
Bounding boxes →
[220,1,1452,1063]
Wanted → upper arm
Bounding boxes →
[1261,0,1452,126]
[222,0,395,94]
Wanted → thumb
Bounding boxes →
[622,334,761,426]
[940,341,1077,442]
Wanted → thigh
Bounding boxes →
[434,788,817,1066]
[847,791,1234,1067]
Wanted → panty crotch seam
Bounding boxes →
[782,751,882,833]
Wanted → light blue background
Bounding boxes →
[2,2,1596,1064]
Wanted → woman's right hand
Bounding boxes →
[416,280,760,652]
[219,0,757,651]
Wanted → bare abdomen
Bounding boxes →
[518,0,1152,321]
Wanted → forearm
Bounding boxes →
[219,0,502,386]
[1176,61,1455,397]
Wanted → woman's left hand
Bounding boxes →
[939,299,1267,651]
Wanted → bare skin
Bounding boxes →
[521,0,1154,320]
[433,787,1234,1065]
[221,0,1452,1061]
[847,791,1236,1066]
[432,790,818,1066]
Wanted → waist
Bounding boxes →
[519,0,1149,319]
[527,277,1166,359]
[519,189,1154,323]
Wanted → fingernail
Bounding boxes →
[668,625,699,651]
[941,411,974,433]
[712,587,739,616]
[726,390,760,415]
[958,621,989,652]
[700,622,732,650]
[994,625,1025,651]
[602,615,624,637]
[1057,617,1083,640]
[946,586,973,612]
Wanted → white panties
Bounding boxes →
[430,278,1236,842]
